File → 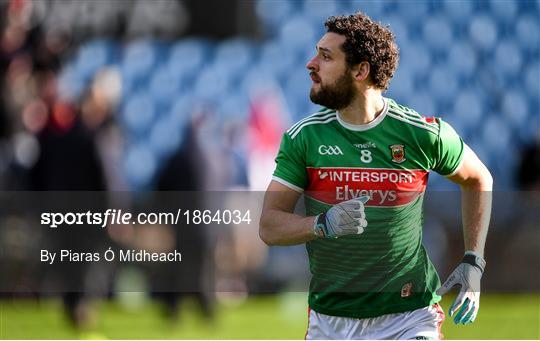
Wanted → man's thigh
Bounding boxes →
[305,304,445,340]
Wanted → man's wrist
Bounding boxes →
[462,251,486,273]
[313,213,327,238]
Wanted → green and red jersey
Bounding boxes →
[272,97,464,318]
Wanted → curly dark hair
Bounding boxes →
[325,12,399,90]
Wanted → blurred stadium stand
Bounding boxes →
[45,0,539,191]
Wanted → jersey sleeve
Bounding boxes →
[272,132,307,192]
[431,119,465,176]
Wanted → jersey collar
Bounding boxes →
[336,97,388,131]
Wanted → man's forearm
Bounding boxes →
[259,210,316,246]
[460,177,492,257]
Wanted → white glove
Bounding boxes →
[436,251,485,324]
[313,196,369,238]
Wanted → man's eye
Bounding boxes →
[322,54,330,60]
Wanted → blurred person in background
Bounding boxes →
[0,0,70,187]
[154,114,215,322]
[26,72,109,330]
[80,68,126,192]
[27,71,105,192]
[260,12,492,339]
[517,139,540,191]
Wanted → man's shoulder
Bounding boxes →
[385,98,441,137]
[285,108,338,140]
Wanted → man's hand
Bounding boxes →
[313,196,369,238]
[436,252,486,325]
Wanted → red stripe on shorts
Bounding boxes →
[435,303,445,340]
[304,307,311,340]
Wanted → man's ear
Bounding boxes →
[352,61,370,82]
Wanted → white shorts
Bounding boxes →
[305,304,445,340]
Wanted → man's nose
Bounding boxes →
[306,56,318,72]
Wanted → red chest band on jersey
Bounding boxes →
[306,167,428,207]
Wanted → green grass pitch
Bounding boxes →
[1,293,539,339]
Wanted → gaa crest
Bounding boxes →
[389,144,406,163]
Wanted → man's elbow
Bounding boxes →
[476,164,493,191]
[259,228,275,246]
[464,167,493,191]
[259,215,277,246]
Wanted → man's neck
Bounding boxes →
[337,90,385,125]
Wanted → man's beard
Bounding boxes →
[309,71,355,110]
